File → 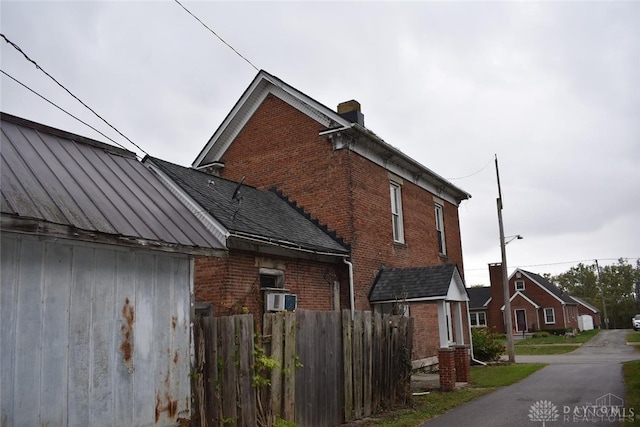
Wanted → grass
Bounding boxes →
[627,332,640,344]
[622,360,640,426]
[515,345,579,355]
[515,328,599,345]
[359,363,546,427]
[470,363,546,387]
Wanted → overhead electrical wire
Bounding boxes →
[464,257,637,272]
[0,33,148,156]
[173,0,259,72]
[446,156,494,181]
[1,69,132,153]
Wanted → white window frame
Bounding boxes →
[434,203,446,255]
[544,308,556,325]
[515,280,525,291]
[390,182,404,243]
[470,311,487,327]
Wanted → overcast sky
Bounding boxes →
[1,1,638,286]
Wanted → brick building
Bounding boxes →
[487,263,579,333]
[191,71,472,362]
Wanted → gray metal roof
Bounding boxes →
[1,113,226,255]
[146,157,349,256]
[369,263,465,302]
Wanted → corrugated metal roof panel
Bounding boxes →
[1,113,226,254]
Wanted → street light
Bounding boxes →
[504,235,523,245]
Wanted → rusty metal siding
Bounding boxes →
[1,232,192,426]
[0,114,225,253]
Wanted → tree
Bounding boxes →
[548,259,639,329]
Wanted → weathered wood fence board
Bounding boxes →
[193,310,413,427]
[192,314,256,427]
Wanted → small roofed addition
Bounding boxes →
[370,264,469,348]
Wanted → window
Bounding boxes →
[544,308,556,324]
[470,311,487,327]
[434,203,446,254]
[515,280,525,291]
[390,182,404,243]
[259,268,284,289]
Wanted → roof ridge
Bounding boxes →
[269,187,351,251]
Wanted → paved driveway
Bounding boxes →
[420,329,640,427]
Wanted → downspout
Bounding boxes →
[466,303,487,366]
[344,258,355,321]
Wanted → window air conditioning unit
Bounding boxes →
[266,293,297,312]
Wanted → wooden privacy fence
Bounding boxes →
[192,310,413,427]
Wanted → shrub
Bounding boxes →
[471,328,505,362]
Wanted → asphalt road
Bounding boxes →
[420,329,640,427]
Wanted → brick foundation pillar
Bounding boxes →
[454,345,470,383]
[438,347,456,391]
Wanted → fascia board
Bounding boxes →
[500,291,541,310]
[330,130,468,206]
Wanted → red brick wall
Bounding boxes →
[195,250,346,320]
[219,95,465,311]
[410,303,440,360]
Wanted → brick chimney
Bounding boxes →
[488,263,506,333]
[337,100,365,126]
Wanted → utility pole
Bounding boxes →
[595,259,609,329]
[495,155,515,363]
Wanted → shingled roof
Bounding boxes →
[369,263,468,303]
[467,286,491,310]
[145,157,349,257]
[519,269,577,305]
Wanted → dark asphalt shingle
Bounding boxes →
[147,157,349,255]
[369,263,463,302]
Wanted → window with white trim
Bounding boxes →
[515,280,525,291]
[544,308,556,324]
[470,311,487,327]
[390,182,404,243]
[434,203,446,254]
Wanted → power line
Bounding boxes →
[0,33,148,156]
[173,0,259,72]
[465,257,637,272]
[1,69,132,153]
[446,156,494,181]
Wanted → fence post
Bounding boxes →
[282,312,297,422]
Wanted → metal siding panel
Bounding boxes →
[13,237,44,425]
[0,235,19,427]
[173,258,192,420]
[154,256,174,425]
[134,252,156,425]
[90,248,117,424]
[68,247,95,427]
[114,250,136,426]
[40,242,72,426]
[1,234,193,427]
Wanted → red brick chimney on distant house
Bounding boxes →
[488,263,506,333]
